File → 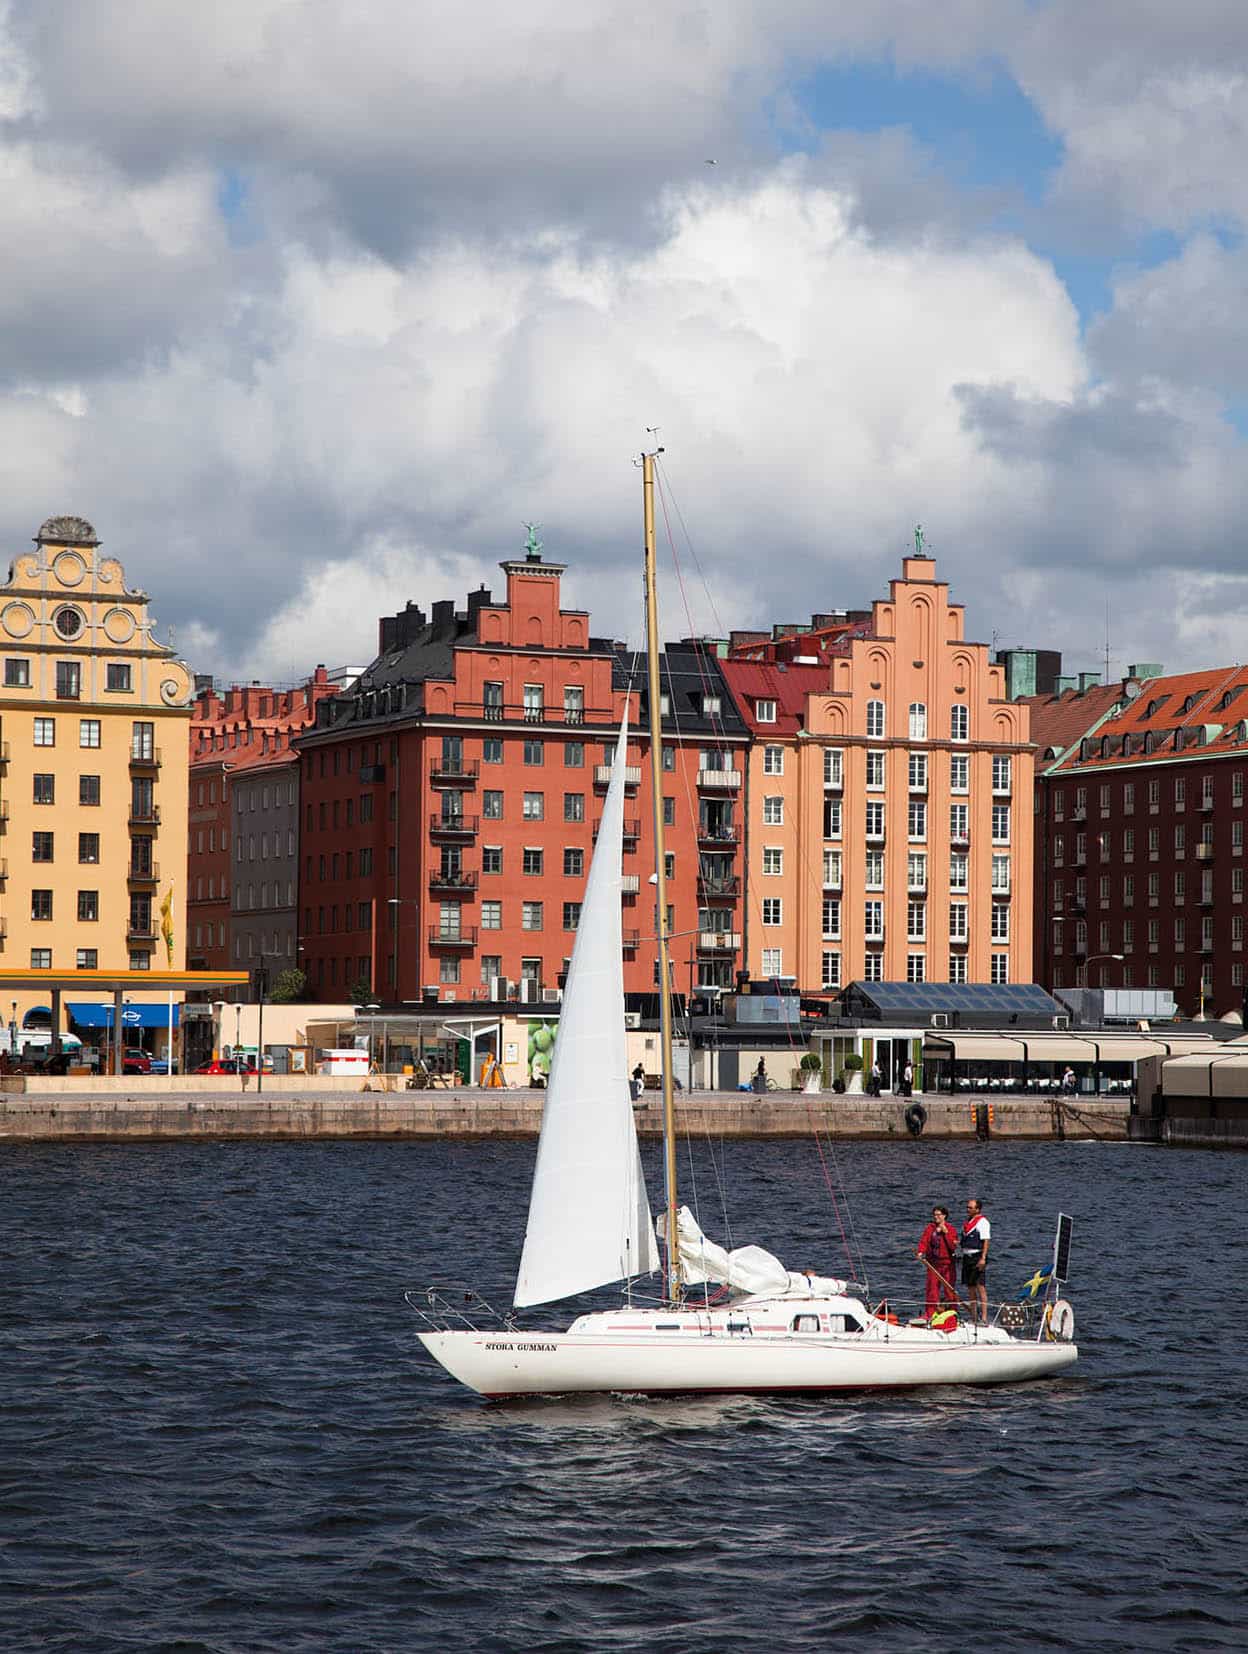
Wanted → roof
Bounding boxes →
[1044,664,1248,776]
[718,659,829,734]
[36,514,99,546]
[1020,682,1124,760]
[843,981,1062,1017]
[615,641,751,738]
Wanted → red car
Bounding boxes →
[122,1048,152,1075]
[194,1056,248,1074]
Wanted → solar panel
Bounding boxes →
[850,981,1060,1015]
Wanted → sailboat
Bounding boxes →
[414,452,1078,1399]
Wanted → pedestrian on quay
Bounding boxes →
[631,1062,645,1101]
[867,1059,883,1097]
[916,1205,959,1315]
[753,1057,767,1094]
[961,1198,991,1323]
[900,1059,914,1098]
[1061,1065,1077,1094]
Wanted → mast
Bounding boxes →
[642,449,680,1303]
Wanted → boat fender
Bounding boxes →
[904,1102,927,1136]
[1050,1299,1075,1341]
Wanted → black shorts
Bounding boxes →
[962,1258,985,1286]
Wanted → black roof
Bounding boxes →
[841,982,1062,1018]
[613,640,749,738]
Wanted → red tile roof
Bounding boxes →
[719,659,830,734]
[1020,683,1124,757]
[1035,664,1248,774]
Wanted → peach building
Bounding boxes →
[723,551,1033,991]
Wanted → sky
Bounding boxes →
[2,1,1248,686]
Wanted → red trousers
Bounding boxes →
[921,1248,958,1311]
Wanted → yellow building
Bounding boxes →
[0,516,192,1043]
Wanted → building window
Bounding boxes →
[949,753,969,794]
[522,901,544,930]
[481,737,503,765]
[821,951,841,989]
[107,662,132,692]
[1174,776,1185,808]
[762,898,782,925]
[991,804,1010,843]
[438,956,461,986]
[79,719,101,748]
[76,948,98,969]
[864,900,884,940]
[701,694,721,717]
[32,830,53,862]
[908,703,927,740]
[483,791,503,819]
[865,849,884,890]
[563,793,584,823]
[950,704,969,742]
[663,797,675,826]
[129,953,151,971]
[949,902,968,940]
[762,744,784,774]
[992,754,1012,793]
[564,847,584,876]
[908,752,928,791]
[34,717,55,746]
[991,854,1011,892]
[824,748,843,787]
[949,952,967,984]
[564,686,584,725]
[481,955,502,986]
[30,948,51,969]
[523,739,543,766]
[822,898,840,939]
[77,889,99,922]
[907,902,926,941]
[78,832,100,864]
[55,660,81,700]
[866,801,885,840]
[33,774,54,805]
[823,849,842,887]
[481,901,502,929]
[990,952,1009,984]
[762,847,783,875]
[866,700,886,739]
[763,796,784,825]
[863,951,884,982]
[482,845,502,874]
[1123,919,1135,952]
[908,852,927,891]
[523,848,544,876]
[522,792,544,820]
[866,750,886,789]
[950,803,969,842]
[823,797,842,838]
[523,684,544,722]
[907,953,926,983]
[990,904,1010,941]
[950,852,968,892]
[562,741,584,769]
[756,698,776,723]
[907,800,926,840]
[5,657,30,686]
[131,721,155,760]
[31,889,53,921]
[562,901,582,930]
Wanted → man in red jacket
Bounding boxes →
[916,1205,959,1315]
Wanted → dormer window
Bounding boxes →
[1182,694,1199,714]
[755,698,776,723]
[701,694,721,716]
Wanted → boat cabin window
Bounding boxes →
[791,1315,820,1333]
[833,1314,864,1334]
[655,1322,681,1331]
[726,1320,751,1334]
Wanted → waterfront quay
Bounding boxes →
[0,1085,1127,1143]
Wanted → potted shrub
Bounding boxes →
[800,1051,824,1094]
[839,1053,865,1095]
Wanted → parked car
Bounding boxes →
[122,1048,152,1075]
[194,1057,246,1074]
[148,1058,178,1075]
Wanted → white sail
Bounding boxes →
[514,715,659,1307]
[670,1206,847,1299]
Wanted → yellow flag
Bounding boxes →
[160,885,174,965]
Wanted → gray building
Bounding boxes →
[231,757,302,987]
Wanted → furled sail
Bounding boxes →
[669,1206,847,1299]
[514,715,660,1307]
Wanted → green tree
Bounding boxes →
[269,968,308,1004]
[349,977,374,1006]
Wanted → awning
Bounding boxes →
[924,1035,1026,1061]
[68,1002,181,1029]
[1161,1053,1248,1098]
[1011,1037,1100,1064]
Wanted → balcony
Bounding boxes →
[126,924,156,944]
[950,829,970,849]
[1199,938,1214,954]
[464,699,610,726]
[1197,842,1215,861]
[129,746,162,770]
[823,873,842,891]
[430,758,479,787]
[698,874,740,900]
[594,764,642,789]
[593,818,640,844]
[128,860,159,885]
[949,932,969,947]
[428,926,479,949]
[127,804,160,828]
[429,813,478,839]
[697,931,740,953]
[824,771,843,791]
[1072,806,1087,822]
[1201,796,1215,811]
[622,929,640,950]
[908,880,928,895]
[621,875,640,895]
[697,823,738,849]
[696,768,741,791]
[429,869,478,896]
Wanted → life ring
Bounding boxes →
[1050,1299,1075,1341]
[904,1102,927,1136]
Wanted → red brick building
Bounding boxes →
[1027,663,1248,1015]
[187,669,340,979]
[295,540,749,1005]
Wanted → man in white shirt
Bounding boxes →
[961,1198,991,1324]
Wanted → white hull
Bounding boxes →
[418,1300,1077,1399]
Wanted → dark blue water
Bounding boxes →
[4,1138,1245,1652]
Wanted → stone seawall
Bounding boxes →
[0,1090,1129,1143]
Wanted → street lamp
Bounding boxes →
[1079,952,1124,989]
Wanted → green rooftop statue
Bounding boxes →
[524,522,543,561]
[914,523,925,555]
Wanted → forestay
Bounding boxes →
[514,715,660,1307]
[671,1206,847,1299]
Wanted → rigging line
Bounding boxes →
[816,1122,868,1287]
[805,1106,861,1285]
[656,455,728,640]
[701,1122,735,1251]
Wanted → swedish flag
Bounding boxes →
[1016,1267,1052,1300]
